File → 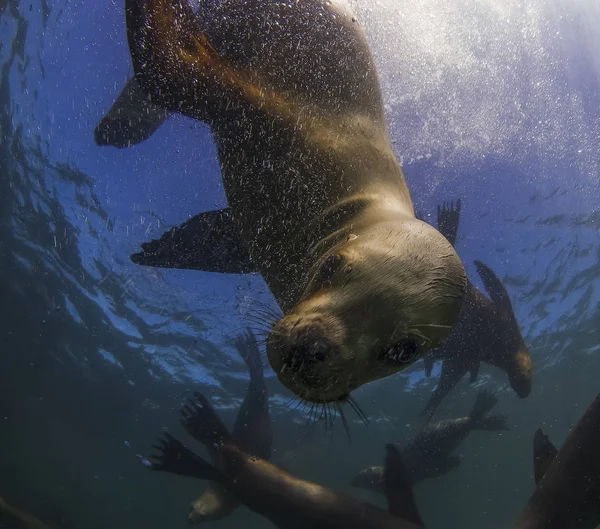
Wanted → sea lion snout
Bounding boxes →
[267,313,351,399]
[282,326,331,371]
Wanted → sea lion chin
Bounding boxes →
[267,216,465,403]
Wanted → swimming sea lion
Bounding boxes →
[0,496,52,529]
[417,201,532,418]
[511,391,600,529]
[148,390,424,529]
[188,329,272,523]
[350,389,509,493]
[120,0,467,403]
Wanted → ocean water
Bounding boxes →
[0,0,599,528]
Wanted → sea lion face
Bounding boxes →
[267,219,466,403]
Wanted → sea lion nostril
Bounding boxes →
[283,337,329,371]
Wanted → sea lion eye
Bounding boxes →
[379,339,419,365]
[317,254,344,283]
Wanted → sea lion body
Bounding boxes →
[418,201,532,418]
[150,392,423,529]
[122,0,467,402]
[512,392,600,529]
[351,389,508,493]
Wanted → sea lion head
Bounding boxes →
[267,216,466,403]
[505,345,533,398]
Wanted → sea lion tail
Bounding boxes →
[180,391,234,448]
[474,414,510,432]
[468,389,498,426]
[533,428,558,485]
[383,444,424,526]
[149,432,225,483]
[233,329,264,381]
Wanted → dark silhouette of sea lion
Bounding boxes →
[350,389,509,493]
[187,329,272,523]
[511,391,600,529]
[417,200,533,418]
[147,390,423,529]
[108,0,468,404]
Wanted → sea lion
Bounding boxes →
[0,496,52,529]
[416,200,532,418]
[188,329,272,523]
[118,0,466,403]
[511,391,600,529]
[350,389,509,493]
[147,391,424,529]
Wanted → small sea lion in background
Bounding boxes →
[350,389,509,493]
[511,391,600,529]
[147,391,424,529]
[188,329,272,523]
[0,496,52,529]
[416,200,532,418]
[116,0,467,404]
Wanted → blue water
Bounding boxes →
[0,0,599,528]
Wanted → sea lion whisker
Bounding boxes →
[250,298,283,319]
[335,402,352,443]
[347,396,370,427]
[411,323,453,331]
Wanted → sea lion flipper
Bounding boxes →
[533,428,558,485]
[383,444,424,526]
[423,354,434,377]
[233,329,264,381]
[149,432,224,482]
[474,260,514,313]
[94,76,170,148]
[436,199,461,247]
[180,391,233,448]
[419,358,469,419]
[232,329,273,460]
[130,208,258,274]
[468,389,498,426]
[468,362,480,383]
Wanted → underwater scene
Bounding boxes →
[1,0,599,528]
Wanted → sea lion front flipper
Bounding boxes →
[533,429,558,485]
[383,444,424,526]
[473,260,514,313]
[94,76,170,148]
[436,200,462,247]
[130,208,258,274]
[232,329,273,459]
[149,432,225,482]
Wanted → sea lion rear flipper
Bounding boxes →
[383,445,424,526]
[423,354,434,377]
[533,428,558,485]
[436,200,461,247]
[468,389,498,426]
[419,358,469,419]
[130,208,258,274]
[180,391,234,448]
[149,432,225,483]
[232,329,273,460]
[232,329,265,381]
[94,76,170,148]
[468,362,480,383]
[473,260,514,313]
